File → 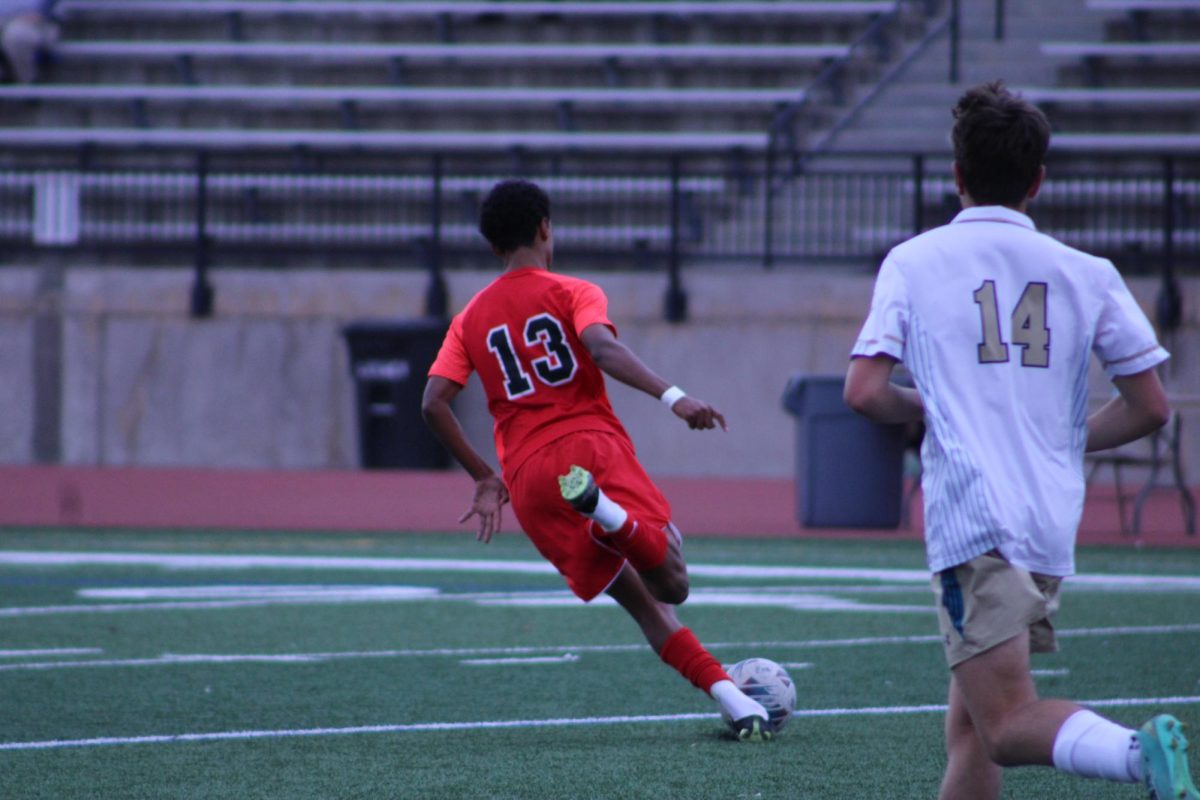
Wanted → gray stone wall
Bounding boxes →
[1,264,1195,479]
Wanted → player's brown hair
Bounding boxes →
[479,180,551,255]
[951,81,1051,207]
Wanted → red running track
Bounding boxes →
[0,465,1195,549]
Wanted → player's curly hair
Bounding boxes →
[479,180,551,255]
[951,81,1051,207]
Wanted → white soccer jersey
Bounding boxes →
[851,205,1169,577]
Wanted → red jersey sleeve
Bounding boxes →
[570,279,617,337]
[427,313,472,385]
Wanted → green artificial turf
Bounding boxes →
[0,528,1196,799]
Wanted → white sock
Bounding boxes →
[589,487,628,533]
[710,679,767,722]
[1051,709,1140,783]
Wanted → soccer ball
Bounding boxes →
[721,657,797,733]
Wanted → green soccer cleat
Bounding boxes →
[558,465,599,514]
[1137,714,1200,799]
[731,715,773,743]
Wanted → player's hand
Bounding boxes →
[459,475,510,543]
[671,396,728,431]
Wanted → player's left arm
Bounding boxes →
[579,323,726,431]
[844,354,925,424]
[1085,367,1170,452]
[421,375,509,542]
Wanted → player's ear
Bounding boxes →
[1027,165,1046,201]
[952,161,967,198]
[539,218,552,241]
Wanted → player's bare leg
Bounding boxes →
[939,675,1002,800]
[952,633,1077,767]
[604,563,681,651]
[951,631,1150,790]
[605,564,770,741]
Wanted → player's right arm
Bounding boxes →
[844,354,925,424]
[1085,367,1170,453]
[422,314,508,543]
[421,376,508,543]
[579,322,726,431]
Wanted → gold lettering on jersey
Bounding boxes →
[973,280,1010,363]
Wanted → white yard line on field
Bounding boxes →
[3,550,1199,590]
[0,552,566,575]
[473,591,932,613]
[0,648,101,658]
[0,551,929,582]
[2,554,1200,592]
[3,695,1199,752]
[0,582,939,617]
[0,622,1196,673]
[460,654,581,666]
[78,586,439,601]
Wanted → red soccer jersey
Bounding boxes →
[428,266,631,477]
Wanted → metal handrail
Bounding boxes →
[0,148,1194,324]
[763,0,955,266]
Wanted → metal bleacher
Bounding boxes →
[53,1,898,19]
[0,0,924,265]
[1031,0,1200,149]
[12,0,903,148]
[954,0,1200,269]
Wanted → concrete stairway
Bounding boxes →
[820,0,1105,153]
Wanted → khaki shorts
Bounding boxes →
[932,552,1062,668]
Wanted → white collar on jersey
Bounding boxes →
[951,205,1036,230]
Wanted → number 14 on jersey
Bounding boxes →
[972,280,1050,368]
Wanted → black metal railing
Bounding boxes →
[0,148,1195,322]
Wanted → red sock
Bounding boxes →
[607,517,667,572]
[659,627,730,693]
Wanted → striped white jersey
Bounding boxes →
[851,205,1168,576]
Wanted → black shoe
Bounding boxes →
[731,715,772,743]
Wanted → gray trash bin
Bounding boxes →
[781,374,906,528]
[343,318,450,470]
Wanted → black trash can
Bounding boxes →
[781,374,906,528]
[343,318,450,470]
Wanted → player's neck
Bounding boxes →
[959,192,1030,214]
[501,248,550,273]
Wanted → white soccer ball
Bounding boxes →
[721,657,797,733]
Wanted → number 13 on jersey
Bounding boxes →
[973,279,1050,368]
[487,313,579,400]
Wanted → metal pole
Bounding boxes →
[190,150,214,318]
[425,154,448,318]
[949,0,961,84]
[913,154,925,236]
[1157,156,1182,335]
[995,0,1006,41]
[664,155,688,323]
[763,131,776,269]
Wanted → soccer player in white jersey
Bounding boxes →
[844,81,1198,800]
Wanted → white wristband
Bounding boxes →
[660,385,686,408]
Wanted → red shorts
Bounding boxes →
[506,430,673,601]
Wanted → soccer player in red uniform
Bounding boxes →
[421,179,772,741]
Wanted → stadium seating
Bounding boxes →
[942,1,1200,265]
[0,0,921,260]
[13,1,902,144]
[0,128,768,152]
[54,1,898,20]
